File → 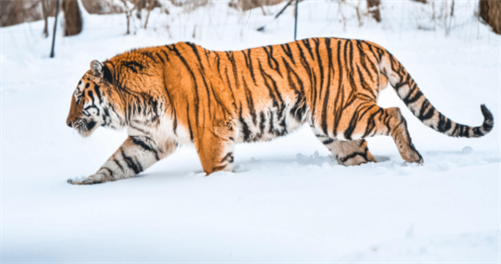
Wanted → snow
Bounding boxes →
[1,0,500,262]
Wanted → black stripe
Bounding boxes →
[333,40,347,137]
[302,39,315,60]
[130,136,160,160]
[141,51,158,63]
[187,44,211,112]
[167,45,200,132]
[86,120,96,130]
[243,81,257,125]
[123,61,144,73]
[362,108,382,138]
[356,40,374,80]
[339,148,369,163]
[113,158,124,172]
[258,62,283,115]
[355,65,377,99]
[161,49,170,62]
[344,111,360,140]
[402,85,423,105]
[102,167,114,179]
[103,64,113,84]
[259,111,266,137]
[281,58,306,121]
[269,111,275,134]
[226,51,240,89]
[242,49,257,85]
[156,52,165,64]
[322,138,334,145]
[94,85,103,103]
[239,105,251,142]
[312,38,324,122]
[263,46,281,76]
[221,152,234,163]
[418,100,434,121]
[295,42,313,86]
[186,103,194,141]
[473,127,482,137]
[212,165,227,172]
[321,38,333,135]
[280,43,295,64]
[436,113,452,133]
[121,149,142,174]
[86,90,100,115]
[224,68,238,110]
[163,85,177,135]
[88,90,94,104]
[186,42,204,69]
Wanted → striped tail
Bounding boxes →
[378,49,493,138]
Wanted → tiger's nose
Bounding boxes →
[67,120,73,128]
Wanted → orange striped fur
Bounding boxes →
[66,38,493,184]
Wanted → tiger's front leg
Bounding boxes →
[196,122,235,175]
[68,136,177,185]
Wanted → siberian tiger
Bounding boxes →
[66,38,493,185]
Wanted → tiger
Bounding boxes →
[66,38,493,185]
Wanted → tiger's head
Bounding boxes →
[66,60,124,137]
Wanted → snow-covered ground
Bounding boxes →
[1,1,500,262]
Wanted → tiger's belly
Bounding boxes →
[154,100,308,146]
[234,102,308,144]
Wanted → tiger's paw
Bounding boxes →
[401,143,424,164]
[67,174,104,185]
[337,149,377,166]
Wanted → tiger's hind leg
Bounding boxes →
[342,105,423,164]
[311,126,377,166]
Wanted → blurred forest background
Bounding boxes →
[1,1,500,262]
[1,0,500,40]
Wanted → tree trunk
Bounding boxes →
[479,0,501,34]
[62,0,82,36]
[41,0,49,37]
[235,0,285,12]
[136,0,146,19]
[367,0,381,23]
[144,0,155,29]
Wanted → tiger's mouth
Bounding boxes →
[74,118,98,137]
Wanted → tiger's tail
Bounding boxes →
[377,48,493,138]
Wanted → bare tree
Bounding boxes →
[81,0,125,14]
[1,0,44,27]
[479,0,501,34]
[62,0,82,36]
[367,0,381,22]
[136,0,146,19]
[144,0,155,29]
[230,0,285,12]
[121,0,139,34]
[41,0,49,37]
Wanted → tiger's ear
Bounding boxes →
[90,60,103,77]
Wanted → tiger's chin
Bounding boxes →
[77,128,96,138]
[76,121,101,137]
